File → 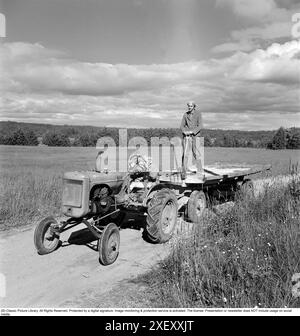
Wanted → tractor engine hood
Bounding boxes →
[63,170,126,183]
[62,170,126,218]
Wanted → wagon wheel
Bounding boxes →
[187,190,207,223]
[145,188,178,243]
[239,179,254,197]
[34,217,60,255]
[98,223,120,266]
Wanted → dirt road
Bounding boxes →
[0,219,175,308]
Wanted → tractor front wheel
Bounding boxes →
[98,223,120,266]
[34,216,60,255]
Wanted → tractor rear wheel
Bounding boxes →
[187,190,207,223]
[34,216,60,255]
[98,223,120,266]
[145,189,178,243]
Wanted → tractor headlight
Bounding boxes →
[62,179,83,208]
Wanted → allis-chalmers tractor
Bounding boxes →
[34,153,270,266]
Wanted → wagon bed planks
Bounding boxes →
[158,164,271,185]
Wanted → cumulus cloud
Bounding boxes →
[0,40,299,130]
[233,40,300,83]
[0,42,216,96]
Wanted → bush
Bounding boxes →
[42,131,71,147]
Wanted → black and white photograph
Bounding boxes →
[0,0,299,317]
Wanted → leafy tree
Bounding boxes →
[223,135,235,147]
[287,132,300,149]
[204,137,212,147]
[10,129,28,145]
[0,135,6,144]
[235,138,247,147]
[268,127,287,150]
[24,130,39,146]
[62,126,78,137]
[42,131,71,147]
[0,129,38,146]
[213,137,224,147]
[74,133,98,147]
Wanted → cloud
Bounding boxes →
[211,40,258,53]
[231,21,292,41]
[0,40,299,130]
[232,40,300,84]
[216,0,278,22]
[213,0,299,53]
[0,42,214,96]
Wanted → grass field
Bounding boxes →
[135,173,300,308]
[0,145,299,229]
[0,145,299,308]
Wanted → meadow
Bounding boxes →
[0,145,299,230]
[1,145,299,308]
[136,172,300,308]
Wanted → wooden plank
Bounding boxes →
[158,164,271,186]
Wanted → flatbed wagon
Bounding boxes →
[34,163,271,265]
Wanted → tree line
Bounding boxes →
[0,129,39,146]
[0,122,299,149]
[267,127,300,150]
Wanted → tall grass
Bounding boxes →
[0,145,97,230]
[0,167,62,229]
[140,173,300,308]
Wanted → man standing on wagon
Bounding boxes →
[180,101,204,181]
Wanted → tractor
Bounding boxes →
[34,153,270,265]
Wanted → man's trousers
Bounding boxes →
[182,135,203,177]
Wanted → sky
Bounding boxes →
[0,0,299,130]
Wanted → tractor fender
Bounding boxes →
[142,183,169,207]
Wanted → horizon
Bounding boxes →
[0,0,299,130]
[1,119,298,133]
